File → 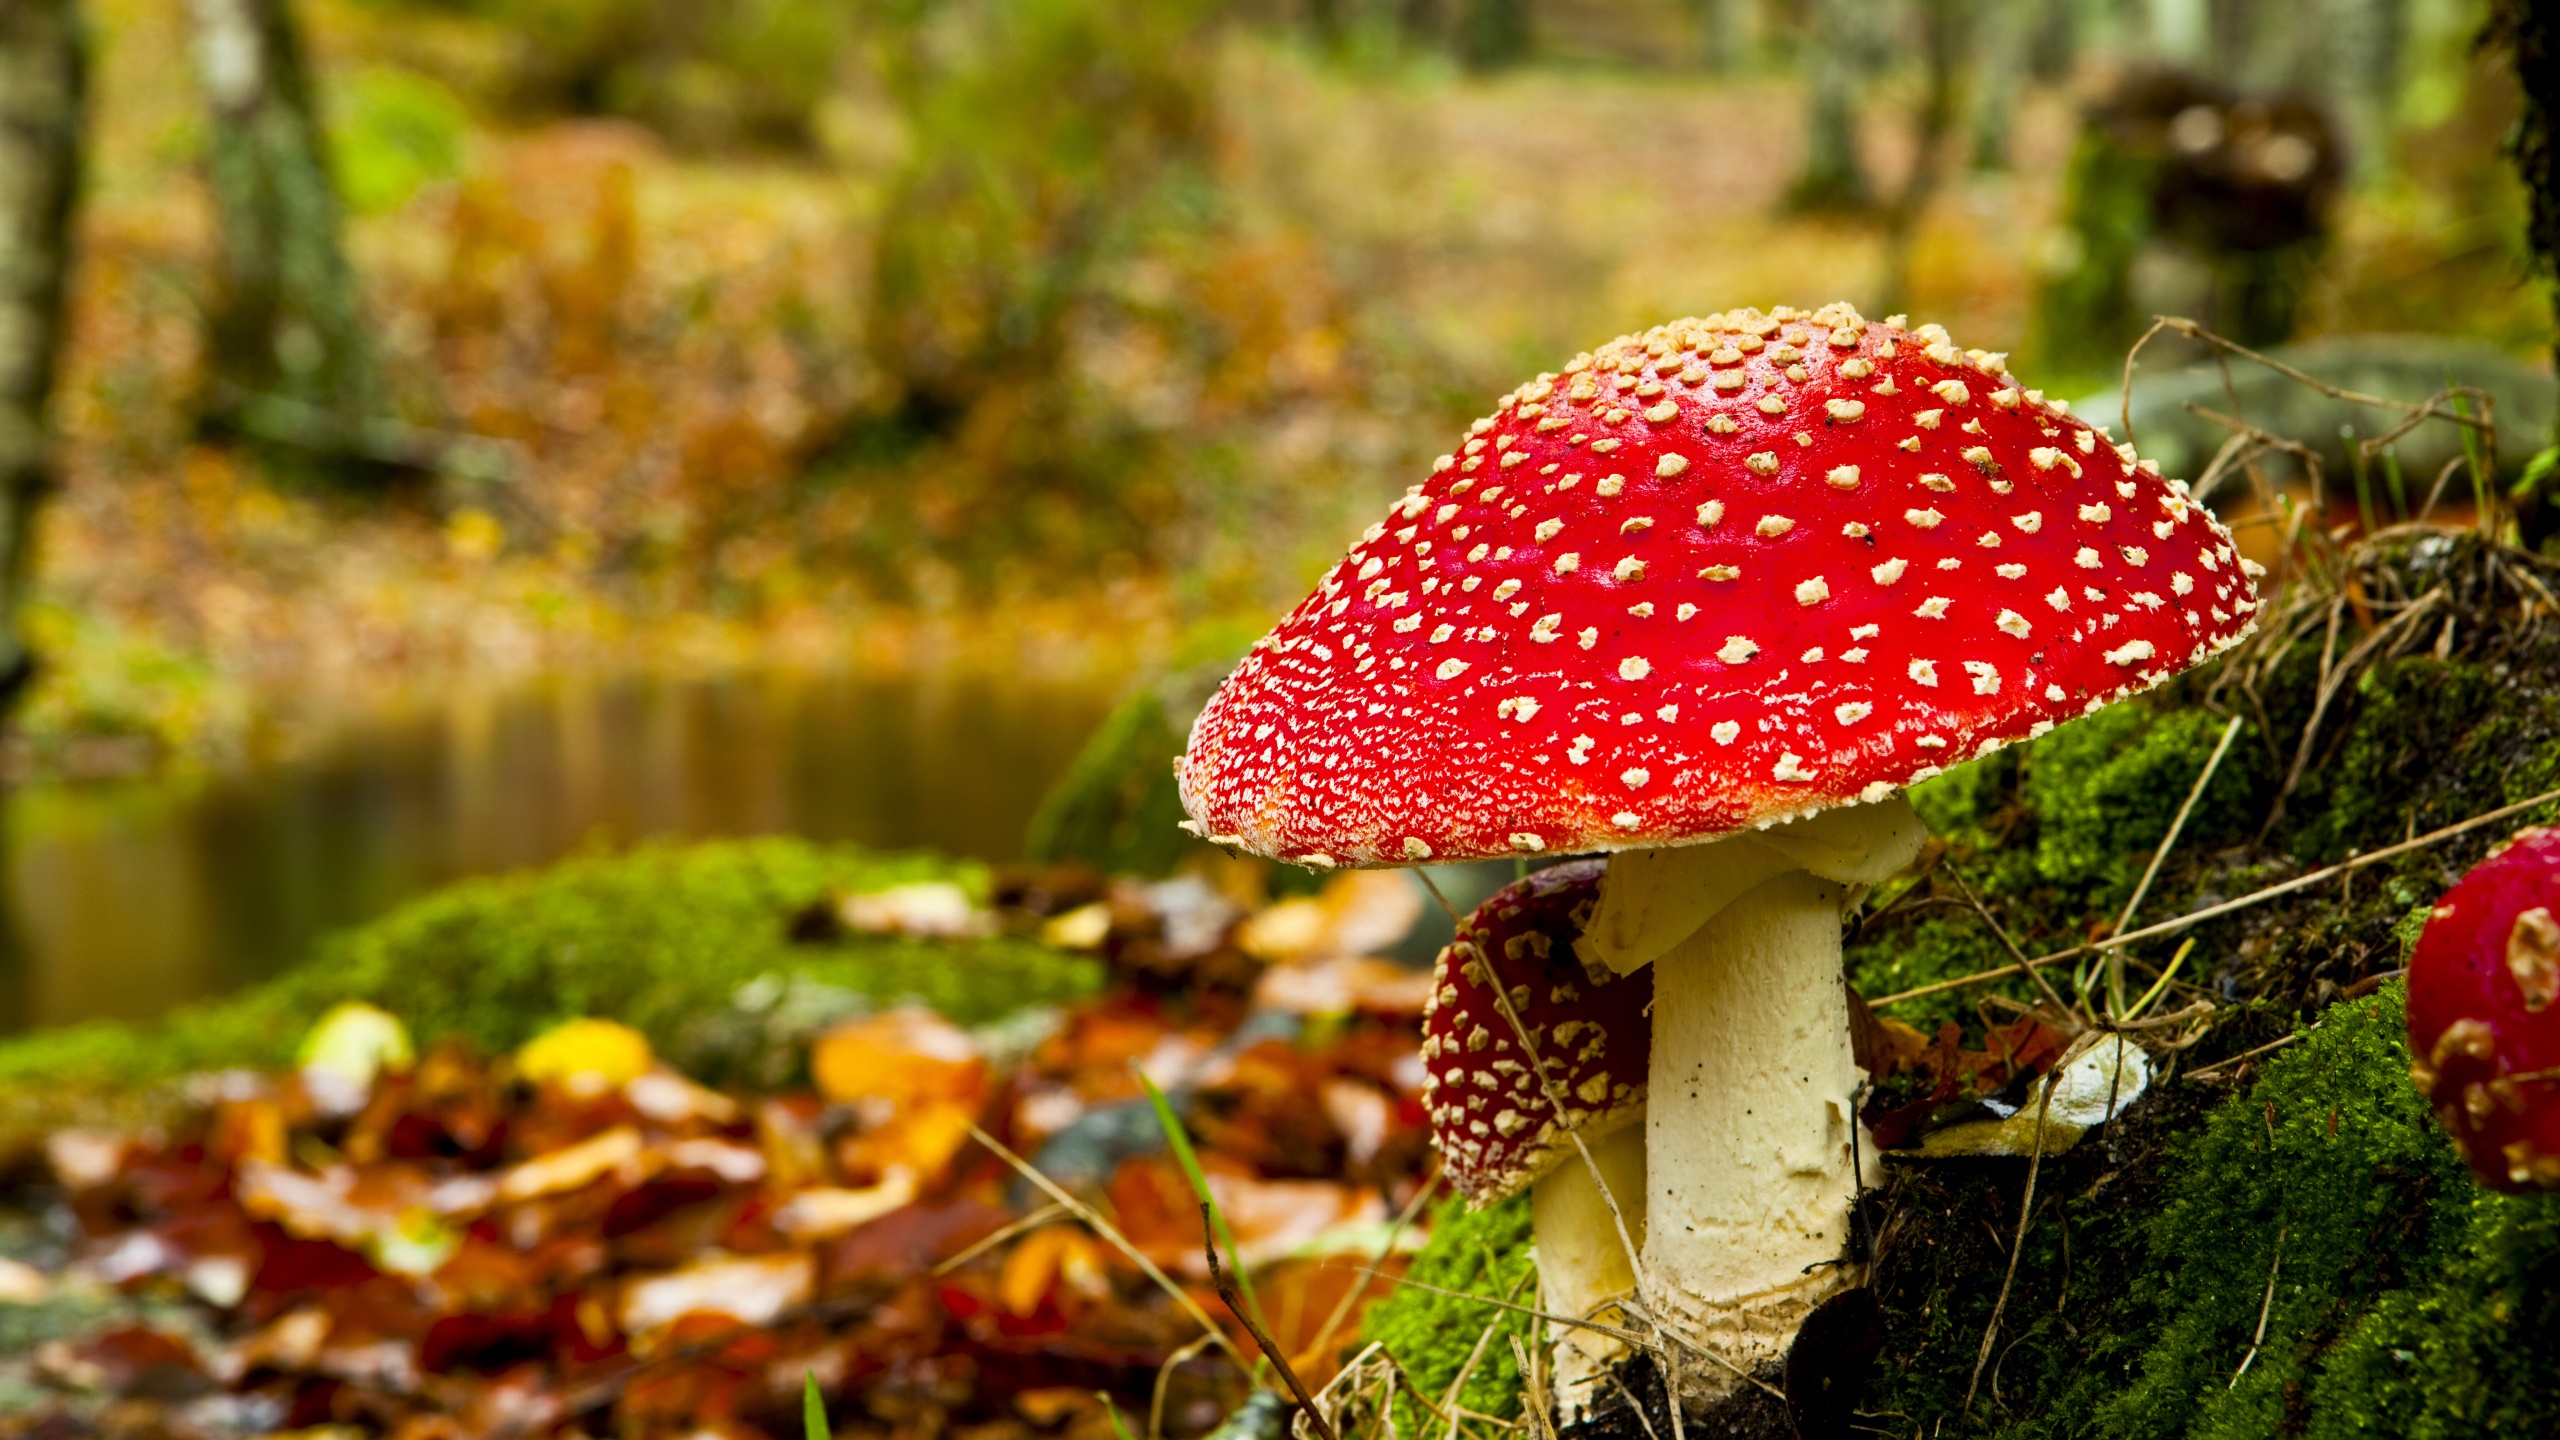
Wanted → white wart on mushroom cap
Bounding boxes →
[1420,860,1647,1202]
[1178,303,2261,868]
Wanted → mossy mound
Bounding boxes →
[1357,1190,1536,1432]
[0,838,1102,1104]
[1365,536,2560,1434]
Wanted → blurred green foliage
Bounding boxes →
[330,66,470,214]
[364,0,855,146]
[0,837,1100,1098]
[830,0,1236,580]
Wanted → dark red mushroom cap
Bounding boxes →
[1420,860,1648,1204]
[1178,304,2261,868]
[2409,825,2560,1191]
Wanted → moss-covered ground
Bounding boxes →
[0,838,1101,1146]
[1363,534,2560,1436]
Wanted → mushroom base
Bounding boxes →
[1534,1119,1648,1423]
[1638,870,1872,1392]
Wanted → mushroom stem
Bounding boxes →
[1639,869,1869,1380]
[1581,797,1925,1396]
[1531,1118,1646,1423]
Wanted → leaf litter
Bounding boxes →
[0,857,2095,1440]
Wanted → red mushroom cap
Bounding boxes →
[1179,304,2261,867]
[2408,825,2560,1191]
[1421,860,1648,1204]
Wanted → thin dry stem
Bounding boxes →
[967,1124,1250,1369]
[1869,782,2560,1008]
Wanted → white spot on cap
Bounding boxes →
[1676,603,1698,620]
[1996,563,2026,578]
[1646,403,1679,425]
[1774,753,1816,781]
[1510,833,1545,852]
[1998,609,2032,638]
[1535,519,1563,542]
[1796,577,1831,606]
[1700,565,1740,581]
[1436,659,1470,681]
[1567,735,1595,764]
[1613,811,1642,829]
[1711,720,1741,744]
[1718,636,1759,664]
[1596,475,1625,497]
[1827,465,1860,489]
[1826,400,1866,423]
[1531,613,1562,642]
[1620,656,1651,681]
[1494,579,1522,600]
[1932,380,1971,404]
[1920,473,1954,492]
[2075,547,2101,569]
[2031,447,2062,471]
[1873,557,1908,584]
[1403,838,1433,859]
[1578,628,1599,649]
[1621,767,1651,788]
[1915,596,1951,619]
[2012,512,2043,533]
[1910,658,1940,686]
[1757,514,1794,537]
[1657,704,1679,721]
[1835,701,1872,725]
[2045,587,2071,611]
[2121,546,2149,566]
[1697,501,1725,528]
[2104,640,2156,666]
[1615,557,1646,582]
[1555,553,1580,574]
[1964,661,2000,695]
[2080,503,2111,523]
[1497,696,1541,722]
[1656,453,1689,478]
[1747,452,1780,476]
[1905,508,1945,529]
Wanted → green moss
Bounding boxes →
[0,838,1102,1096]
[1358,1193,1535,1429]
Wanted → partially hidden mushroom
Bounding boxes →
[1179,302,2260,1399]
[1421,860,1647,1419]
[2409,825,2560,1190]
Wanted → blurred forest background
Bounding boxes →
[18,0,2548,764]
[0,0,2552,1029]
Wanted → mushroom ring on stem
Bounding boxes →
[1178,302,2261,1399]
[1421,861,1648,1420]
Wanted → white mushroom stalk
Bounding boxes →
[1581,798,1927,1386]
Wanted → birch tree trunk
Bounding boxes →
[187,0,386,466]
[0,0,85,708]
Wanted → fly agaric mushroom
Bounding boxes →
[2409,826,2560,1191]
[1179,303,2259,1395]
[1421,860,1647,1418]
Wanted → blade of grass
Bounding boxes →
[1139,1070,1265,1331]
[2124,937,2197,1022]
[1100,1393,1140,1440]
[805,1372,831,1440]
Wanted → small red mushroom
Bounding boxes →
[1421,861,1648,1414]
[2408,825,2560,1191]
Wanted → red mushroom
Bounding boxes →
[1180,303,2259,1391]
[1421,860,1647,1415]
[2409,825,2560,1190]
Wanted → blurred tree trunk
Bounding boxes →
[186,0,387,471]
[1691,0,1739,74]
[1969,0,2030,170]
[0,0,86,1034]
[1455,0,1529,70]
[1878,0,1968,314]
[0,0,85,711]
[1790,0,1873,210]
